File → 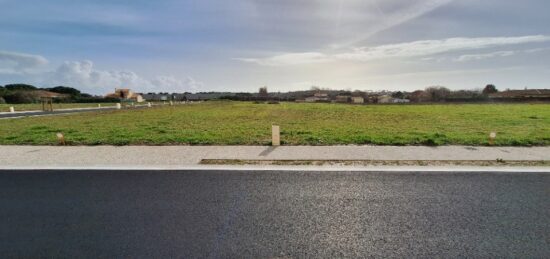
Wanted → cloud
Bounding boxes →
[337,35,550,61]
[48,60,202,94]
[51,60,147,93]
[523,47,550,54]
[454,47,550,62]
[150,76,203,92]
[243,0,455,47]
[0,50,48,74]
[235,52,331,66]
[455,51,515,62]
[239,35,550,66]
[342,0,455,46]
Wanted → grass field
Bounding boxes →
[0,103,117,112]
[0,101,549,146]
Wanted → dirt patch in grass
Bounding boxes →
[200,159,550,167]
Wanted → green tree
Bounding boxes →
[4,84,37,91]
[425,86,451,102]
[482,84,498,95]
[409,90,428,102]
[3,91,40,103]
[45,86,82,98]
[391,91,404,99]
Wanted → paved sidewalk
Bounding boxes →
[0,145,549,168]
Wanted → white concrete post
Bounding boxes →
[9,106,15,113]
[56,133,65,145]
[489,132,497,145]
[148,102,152,107]
[170,101,174,106]
[98,104,101,108]
[116,103,122,109]
[272,125,280,146]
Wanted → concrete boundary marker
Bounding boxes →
[272,125,280,146]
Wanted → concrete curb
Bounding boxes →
[1,165,549,173]
[1,146,548,171]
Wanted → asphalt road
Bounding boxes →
[0,107,118,119]
[0,170,548,258]
[0,105,153,119]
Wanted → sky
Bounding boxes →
[1,0,550,94]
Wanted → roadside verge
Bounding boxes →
[0,145,549,171]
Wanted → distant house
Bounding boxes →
[304,92,330,103]
[106,88,144,102]
[185,92,235,101]
[377,95,393,104]
[351,96,364,104]
[489,89,550,99]
[304,96,317,103]
[392,98,410,103]
[141,92,234,102]
[315,92,329,101]
[142,93,170,101]
[335,95,351,103]
[172,93,187,101]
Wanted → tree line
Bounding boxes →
[0,82,502,104]
[0,84,118,104]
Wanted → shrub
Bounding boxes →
[425,86,451,102]
[483,84,498,95]
[75,97,121,103]
[4,84,37,91]
[3,91,41,103]
[44,86,81,98]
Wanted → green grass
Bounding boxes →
[0,103,117,112]
[0,101,549,146]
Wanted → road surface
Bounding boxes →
[0,107,118,119]
[0,170,548,258]
[0,105,155,119]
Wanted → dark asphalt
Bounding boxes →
[0,170,548,258]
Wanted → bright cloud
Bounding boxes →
[239,35,550,66]
[150,76,203,93]
[455,51,515,62]
[50,60,147,93]
[340,35,550,61]
[244,0,455,47]
[341,0,456,46]
[235,52,331,66]
[48,60,203,94]
[0,50,48,74]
